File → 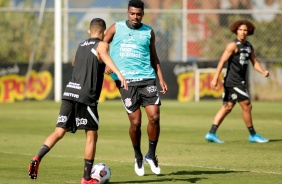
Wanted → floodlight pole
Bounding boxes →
[55,0,62,102]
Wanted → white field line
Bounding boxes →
[3,151,282,175]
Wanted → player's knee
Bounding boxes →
[54,131,65,140]
[148,114,160,125]
[130,120,141,128]
[223,104,233,113]
[243,103,252,112]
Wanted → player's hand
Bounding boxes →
[263,70,269,77]
[210,78,218,90]
[104,66,113,74]
[116,74,128,90]
[159,80,168,94]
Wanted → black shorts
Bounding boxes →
[118,83,161,113]
[222,86,250,103]
[56,100,99,133]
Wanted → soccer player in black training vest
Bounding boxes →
[28,18,128,184]
[205,19,269,143]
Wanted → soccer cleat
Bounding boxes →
[205,132,224,143]
[134,159,145,176]
[80,178,99,184]
[144,154,161,175]
[28,156,40,179]
[249,133,269,143]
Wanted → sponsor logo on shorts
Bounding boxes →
[76,118,87,126]
[146,86,157,93]
[124,98,132,107]
[57,115,67,123]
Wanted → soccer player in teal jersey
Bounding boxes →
[104,0,168,176]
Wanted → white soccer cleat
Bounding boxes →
[145,154,161,175]
[134,159,145,176]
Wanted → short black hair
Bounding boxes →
[89,18,106,31]
[128,0,144,10]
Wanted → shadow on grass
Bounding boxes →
[111,170,246,183]
[110,178,206,183]
[268,139,282,142]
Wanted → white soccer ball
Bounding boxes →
[90,163,111,184]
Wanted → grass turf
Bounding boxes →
[0,100,281,184]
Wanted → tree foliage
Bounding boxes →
[200,15,282,61]
[0,0,54,63]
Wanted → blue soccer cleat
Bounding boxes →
[205,132,224,143]
[249,133,269,143]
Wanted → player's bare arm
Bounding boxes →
[149,30,168,94]
[249,47,269,77]
[72,57,75,67]
[97,41,128,90]
[211,42,236,90]
[103,23,116,75]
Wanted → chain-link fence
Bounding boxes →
[1,0,282,63]
[0,0,281,101]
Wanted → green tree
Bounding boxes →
[0,0,54,63]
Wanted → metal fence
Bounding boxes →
[1,0,282,63]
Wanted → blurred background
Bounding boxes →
[0,0,281,102]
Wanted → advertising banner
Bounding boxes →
[0,62,225,103]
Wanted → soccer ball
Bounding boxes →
[90,163,111,184]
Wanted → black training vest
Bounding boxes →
[223,38,252,87]
[62,38,105,106]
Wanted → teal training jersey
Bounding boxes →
[110,21,156,81]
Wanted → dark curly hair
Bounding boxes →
[128,0,144,10]
[229,19,256,35]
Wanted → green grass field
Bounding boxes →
[0,100,281,184]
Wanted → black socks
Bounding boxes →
[37,144,50,161]
[148,140,158,158]
[209,124,218,134]
[133,145,143,160]
[248,126,256,135]
[83,159,94,181]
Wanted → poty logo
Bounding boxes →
[76,118,88,126]
[146,86,157,93]
[57,115,67,123]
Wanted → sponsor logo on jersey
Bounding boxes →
[124,98,132,107]
[76,118,88,126]
[80,41,95,46]
[63,92,79,98]
[126,78,143,83]
[239,53,249,65]
[57,115,67,123]
[66,82,81,89]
